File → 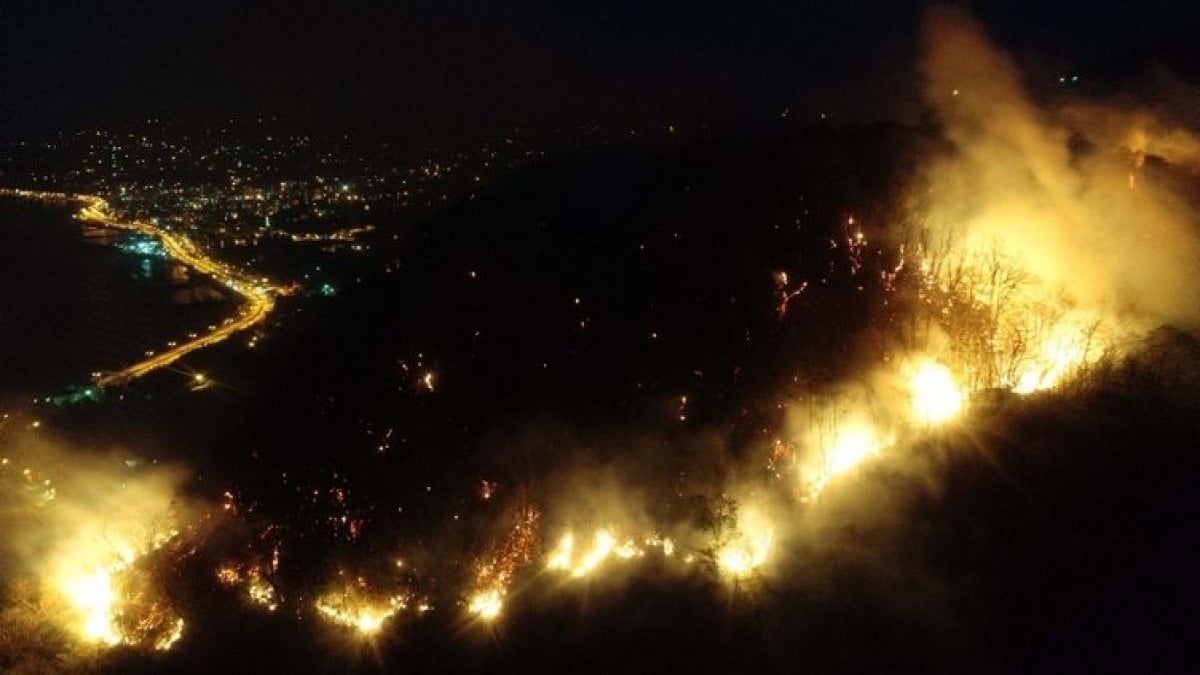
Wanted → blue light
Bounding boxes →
[117,235,168,259]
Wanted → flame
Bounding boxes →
[156,618,185,651]
[467,589,504,621]
[57,544,185,651]
[64,567,122,645]
[0,451,191,654]
[572,530,615,577]
[799,417,890,498]
[909,360,963,424]
[247,573,279,612]
[545,532,576,571]
[544,527,668,579]
[466,504,540,622]
[216,565,241,586]
[50,516,184,650]
[315,589,408,636]
[715,509,775,578]
[217,561,278,611]
[826,426,882,477]
[893,239,1114,396]
[1012,322,1095,394]
[546,531,623,578]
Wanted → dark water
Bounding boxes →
[0,198,237,395]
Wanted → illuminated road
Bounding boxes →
[1,188,281,388]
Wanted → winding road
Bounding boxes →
[2,188,281,387]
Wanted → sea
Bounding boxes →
[0,197,236,398]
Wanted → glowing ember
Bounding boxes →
[466,504,540,622]
[247,574,279,612]
[614,538,642,559]
[480,479,497,500]
[647,535,675,557]
[467,589,504,621]
[773,270,809,318]
[315,590,408,636]
[156,618,185,651]
[909,360,963,424]
[216,565,241,586]
[217,560,279,611]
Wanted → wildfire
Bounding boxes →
[909,360,963,424]
[1011,321,1098,394]
[825,426,882,479]
[315,591,409,636]
[9,13,1197,657]
[314,572,425,637]
[247,573,279,612]
[545,528,674,579]
[715,508,775,578]
[882,237,1118,397]
[217,562,279,611]
[56,530,186,650]
[799,417,891,498]
[773,270,809,319]
[64,566,122,645]
[547,530,623,577]
[0,451,192,655]
[466,504,540,622]
[480,479,497,500]
[467,589,504,621]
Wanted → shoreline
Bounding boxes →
[0,187,283,388]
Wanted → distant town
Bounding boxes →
[0,118,546,286]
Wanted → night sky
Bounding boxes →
[1,1,1198,141]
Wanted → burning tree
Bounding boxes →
[879,224,1111,395]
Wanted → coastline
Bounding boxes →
[0,187,283,387]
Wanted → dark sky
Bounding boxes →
[1,1,1197,143]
